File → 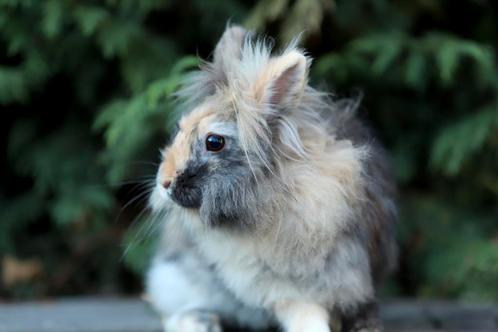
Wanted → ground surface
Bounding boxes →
[0,297,497,332]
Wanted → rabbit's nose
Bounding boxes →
[162,180,171,189]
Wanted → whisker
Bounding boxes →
[121,207,168,261]
[125,180,155,196]
[82,175,157,191]
[113,188,153,225]
[129,160,161,167]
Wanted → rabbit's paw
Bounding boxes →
[291,325,330,332]
[274,300,330,332]
[163,310,222,332]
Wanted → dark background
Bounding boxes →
[1,0,497,301]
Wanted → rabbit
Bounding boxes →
[145,25,397,332]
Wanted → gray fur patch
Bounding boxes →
[170,133,270,230]
[341,301,381,332]
[170,159,207,208]
[200,139,266,229]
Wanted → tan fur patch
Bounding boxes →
[179,105,215,133]
[197,113,219,135]
[159,105,216,184]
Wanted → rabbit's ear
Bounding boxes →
[213,25,247,69]
[256,50,309,111]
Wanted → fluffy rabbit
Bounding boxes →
[146,25,397,332]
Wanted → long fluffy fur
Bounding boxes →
[146,25,397,332]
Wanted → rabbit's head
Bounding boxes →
[151,26,325,229]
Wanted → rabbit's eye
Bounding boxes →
[206,134,225,152]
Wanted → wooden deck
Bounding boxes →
[0,297,497,331]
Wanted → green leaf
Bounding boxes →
[42,0,64,39]
[404,51,426,89]
[430,105,498,176]
[73,5,109,36]
[245,0,289,30]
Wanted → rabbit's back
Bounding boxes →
[331,111,397,285]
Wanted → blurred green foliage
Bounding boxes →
[1,0,497,301]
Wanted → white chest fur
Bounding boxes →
[195,230,308,308]
[183,208,375,312]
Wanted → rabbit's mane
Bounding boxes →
[175,33,357,178]
[170,32,373,249]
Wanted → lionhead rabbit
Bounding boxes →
[146,25,397,332]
